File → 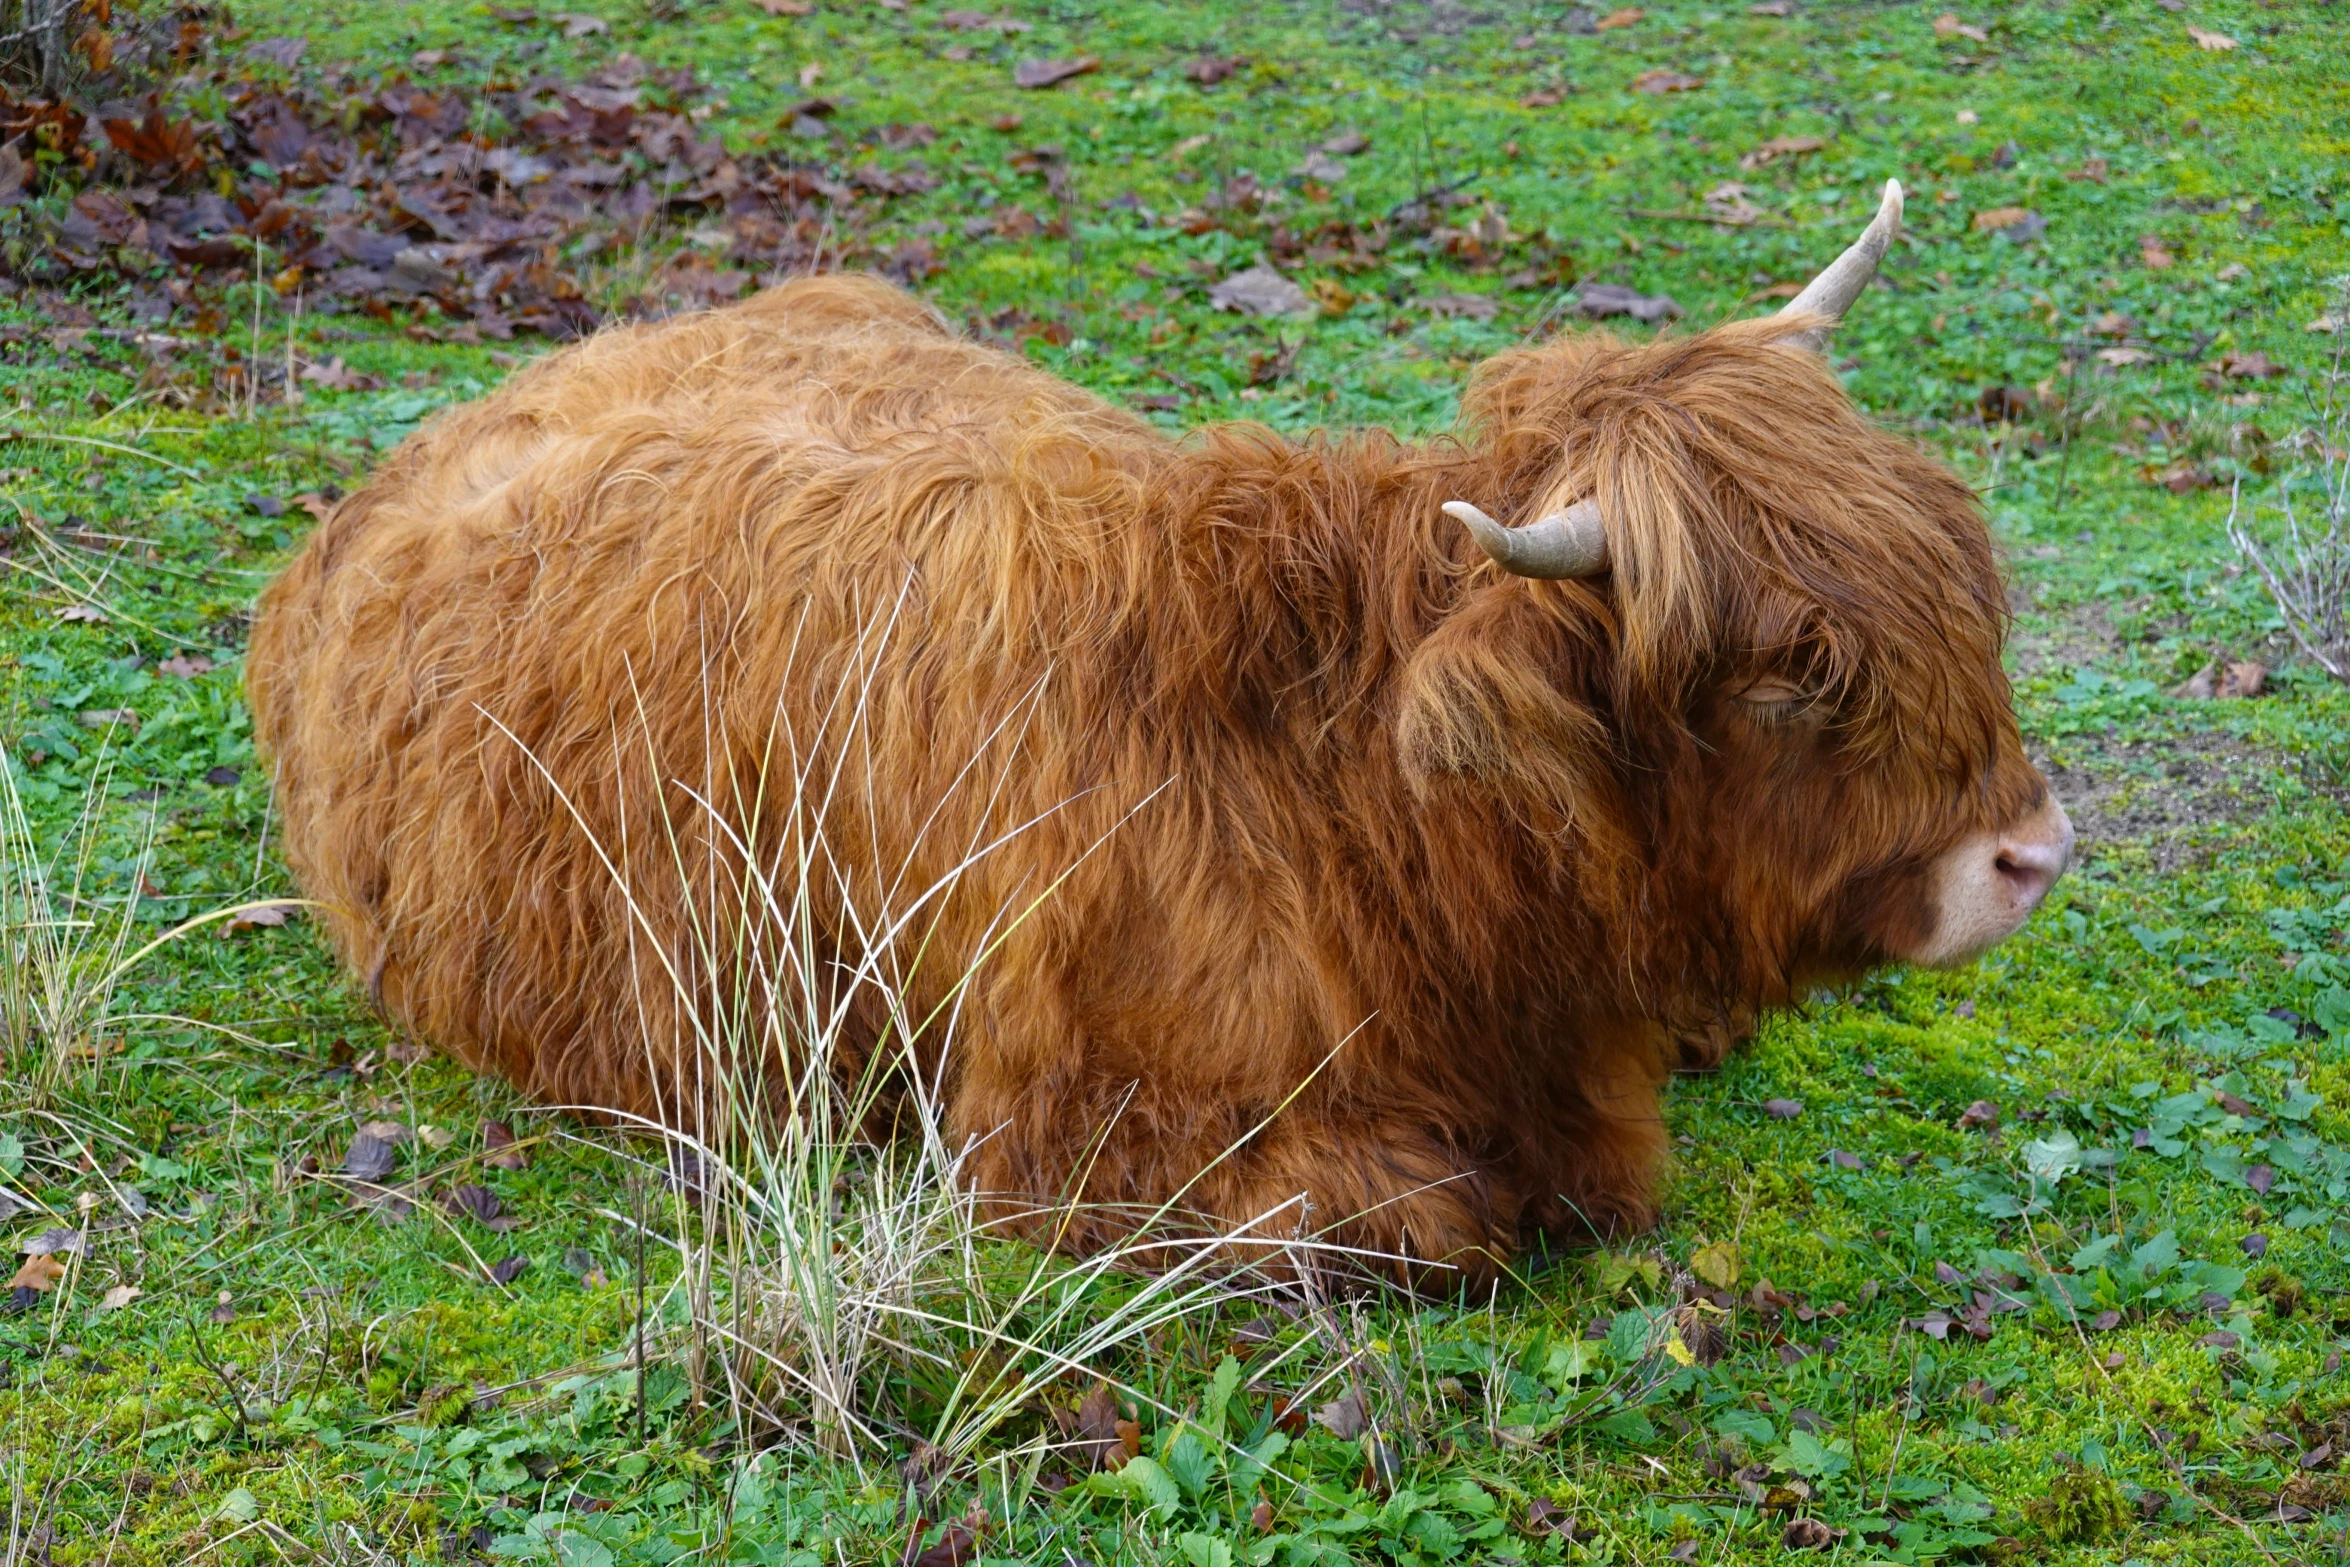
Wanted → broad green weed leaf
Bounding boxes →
[1164,1428,1212,1501]
[1114,1454,1182,1518]
[2070,1232,2124,1271]
[1543,1338,1600,1387]
[1178,1532,1234,1567]
[1597,1408,1657,1445]
[2024,1130,2083,1184]
[1779,1429,1853,1481]
[1201,1354,1242,1441]
[2130,1229,2182,1279]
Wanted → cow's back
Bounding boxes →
[246,276,1182,1116]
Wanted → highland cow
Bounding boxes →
[248,183,2071,1285]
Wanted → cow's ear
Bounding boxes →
[1396,582,1615,831]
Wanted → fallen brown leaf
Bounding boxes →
[483,1119,530,1170]
[1629,69,1704,94]
[1057,1381,1123,1470]
[445,1182,520,1231]
[1014,56,1100,90]
[341,1130,398,1184]
[1933,13,1989,42]
[1184,55,1245,86]
[2216,661,2267,699]
[1783,1516,1841,1549]
[8,1255,66,1293]
[2187,24,2236,49]
[2215,349,2284,380]
[1738,133,1824,171]
[1313,1388,1369,1440]
[1595,7,1645,28]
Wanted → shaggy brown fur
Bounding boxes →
[247,274,2045,1286]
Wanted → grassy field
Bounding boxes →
[4,0,2350,1561]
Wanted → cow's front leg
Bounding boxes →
[1519,1044,1672,1245]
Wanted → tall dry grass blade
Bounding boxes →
[472,597,1397,1483]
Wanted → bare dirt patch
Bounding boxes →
[2031,727,2311,872]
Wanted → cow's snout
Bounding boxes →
[1992,812,2073,910]
[1904,795,2074,969]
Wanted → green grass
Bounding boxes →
[4,0,2350,1561]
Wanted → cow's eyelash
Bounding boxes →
[1735,677,1811,705]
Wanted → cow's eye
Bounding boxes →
[1732,675,1823,722]
[1736,675,1810,706]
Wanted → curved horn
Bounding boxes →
[1776,178,1904,351]
[1442,498,1609,578]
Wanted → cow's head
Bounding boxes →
[1401,182,2071,997]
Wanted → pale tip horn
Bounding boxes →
[1443,498,1610,579]
[1776,178,1904,351]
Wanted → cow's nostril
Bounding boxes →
[1993,841,2062,909]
